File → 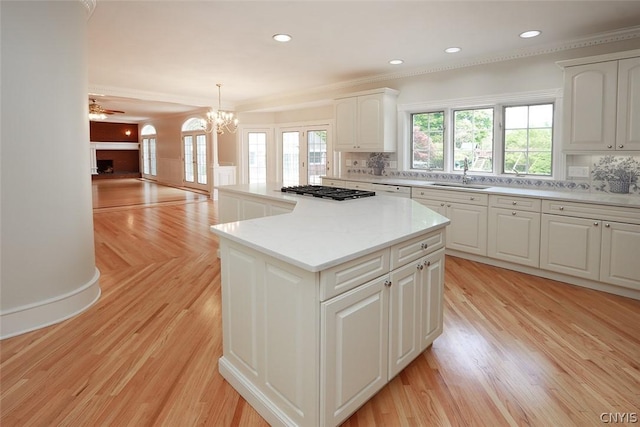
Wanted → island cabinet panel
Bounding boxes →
[321,275,390,427]
[600,221,640,290]
[219,240,320,427]
[420,249,445,349]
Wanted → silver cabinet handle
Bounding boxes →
[447,204,451,207]
[417,264,423,271]
[440,202,445,207]
[423,260,431,267]
[420,243,428,250]
[470,197,475,201]
[594,222,599,226]
[605,223,610,228]
[607,145,613,149]
[384,280,392,287]
[512,201,517,205]
[559,206,564,210]
[619,145,624,148]
[512,211,517,215]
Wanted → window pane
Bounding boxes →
[453,108,493,172]
[182,118,206,132]
[149,138,156,176]
[282,131,300,186]
[184,136,194,183]
[412,111,444,170]
[142,138,150,175]
[307,130,327,185]
[503,104,553,176]
[248,132,267,184]
[196,134,207,185]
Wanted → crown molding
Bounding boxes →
[87,85,213,108]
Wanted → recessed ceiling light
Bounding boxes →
[520,30,541,39]
[444,47,461,54]
[389,59,404,65]
[273,34,292,42]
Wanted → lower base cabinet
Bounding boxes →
[218,230,446,427]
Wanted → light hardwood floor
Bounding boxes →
[2,179,639,426]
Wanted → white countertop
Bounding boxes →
[211,183,450,272]
[324,175,640,208]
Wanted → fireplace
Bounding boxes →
[97,160,114,174]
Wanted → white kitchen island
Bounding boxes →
[211,184,450,427]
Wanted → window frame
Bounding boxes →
[410,110,445,171]
[501,102,555,177]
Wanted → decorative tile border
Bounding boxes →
[346,168,640,196]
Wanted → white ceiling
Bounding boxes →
[87,0,640,123]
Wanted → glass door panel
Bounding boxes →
[307,130,327,185]
[282,131,301,186]
[184,136,194,183]
[196,134,207,185]
[248,132,267,183]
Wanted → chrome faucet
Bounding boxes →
[462,157,470,184]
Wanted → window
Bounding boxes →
[453,108,494,172]
[140,124,157,177]
[181,118,208,190]
[503,104,553,176]
[412,111,444,170]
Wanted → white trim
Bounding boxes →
[0,268,101,339]
[398,89,562,112]
[91,142,139,150]
[556,48,640,68]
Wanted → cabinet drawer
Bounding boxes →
[390,230,445,270]
[412,188,488,206]
[542,200,640,224]
[320,249,390,301]
[322,178,345,188]
[344,181,374,190]
[489,195,541,212]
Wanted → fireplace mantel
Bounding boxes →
[89,142,140,175]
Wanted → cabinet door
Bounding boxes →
[388,262,421,379]
[616,57,640,150]
[540,214,602,280]
[488,207,541,267]
[335,97,358,151]
[420,249,445,351]
[562,61,618,151]
[601,221,640,290]
[446,203,488,256]
[321,275,389,427]
[414,198,447,216]
[358,94,383,151]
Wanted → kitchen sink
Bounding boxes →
[430,182,490,190]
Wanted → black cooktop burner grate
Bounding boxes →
[281,185,376,201]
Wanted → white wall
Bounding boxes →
[1,1,100,338]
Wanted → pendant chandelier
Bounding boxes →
[203,84,238,135]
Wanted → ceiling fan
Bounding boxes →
[88,98,124,120]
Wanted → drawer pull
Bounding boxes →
[512,201,517,205]
[605,223,610,228]
[420,243,428,250]
[417,264,424,271]
[607,145,613,149]
[594,222,599,226]
[512,211,517,215]
[440,203,445,207]
[559,206,564,211]
[384,280,392,287]
[470,197,475,200]
[423,260,431,267]
[619,145,624,149]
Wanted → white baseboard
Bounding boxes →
[0,268,101,339]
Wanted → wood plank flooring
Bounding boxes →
[2,180,639,426]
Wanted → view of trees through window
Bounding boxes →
[412,111,444,170]
[453,108,494,172]
[504,104,553,176]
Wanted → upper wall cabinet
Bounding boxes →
[559,50,640,152]
[334,88,399,152]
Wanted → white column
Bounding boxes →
[0,0,101,338]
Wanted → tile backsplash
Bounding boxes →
[343,153,640,196]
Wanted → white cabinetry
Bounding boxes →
[218,227,446,427]
[488,195,541,268]
[344,180,374,191]
[540,200,640,290]
[412,188,488,256]
[334,88,399,152]
[560,50,640,151]
[321,178,346,188]
[218,191,294,223]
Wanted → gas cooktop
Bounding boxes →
[281,185,376,201]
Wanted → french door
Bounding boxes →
[281,126,329,186]
[183,133,208,191]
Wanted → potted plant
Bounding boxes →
[591,155,640,194]
[367,152,390,176]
